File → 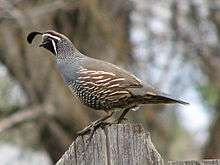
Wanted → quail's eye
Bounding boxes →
[42,37,48,43]
[45,37,51,41]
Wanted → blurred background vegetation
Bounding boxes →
[0,0,220,164]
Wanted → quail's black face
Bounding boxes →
[39,32,64,56]
[27,30,76,58]
[39,36,58,55]
[27,31,63,56]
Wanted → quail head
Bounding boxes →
[27,30,189,134]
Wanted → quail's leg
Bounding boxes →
[116,108,131,124]
[77,111,114,135]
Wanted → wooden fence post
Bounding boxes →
[56,124,164,165]
[168,160,220,165]
[56,124,220,165]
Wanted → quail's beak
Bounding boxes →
[39,40,49,47]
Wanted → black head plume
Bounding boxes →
[27,32,42,44]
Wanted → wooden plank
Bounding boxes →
[56,124,164,165]
[168,160,220,165]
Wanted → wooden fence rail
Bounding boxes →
[56,124,220,165]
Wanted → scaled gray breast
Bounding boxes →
[56,58,79,85]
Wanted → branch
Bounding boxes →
[0,103,52,133]
[0,0,78,27]
[28,1,77,20]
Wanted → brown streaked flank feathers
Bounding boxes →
[77,67,132,95]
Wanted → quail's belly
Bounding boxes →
[69,81,129,110]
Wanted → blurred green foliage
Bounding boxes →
[198,84,220,108]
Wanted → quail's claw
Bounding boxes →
[77,120,109,136]
[117,117,128,124]
[77,112,114,136]
[77,125,92,135]
[106,117,128,125]
[77,121,99,135]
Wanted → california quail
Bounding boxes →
[27,30,189,134]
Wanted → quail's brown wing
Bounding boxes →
[79,57,160,99]
[76,67,139,102]
[79,58,189,105]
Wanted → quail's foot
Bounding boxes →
[77,120,109,135]
[77,120,99,135]
[117,117,128,124]
[109,117,128,124]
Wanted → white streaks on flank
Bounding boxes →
[78,76,91,80]
[90,71,116,76]
[88,86,95,90]
[79,68,116,78]
[94,87,100,91]
[43,34,61,41]
[107,84,120,89]
[103,90,112,94]
[78,68,131,95]
[91,76,104,80]
[108,78,125,82]
[102,82,111,86]
[108,91,129,96]
[79,68,116,76]
[96,78,111,83]
[79,75,105,80]
[80,70,95,74]
[83,82,97,86]
[133,76,142,83]
[146,91,156,96]
[81,85,94,90]
[96,78,125,86]
[79,67,87,71]
[94,89,105,95]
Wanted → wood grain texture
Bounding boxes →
[168,160,220,165]
[56,124,164,165]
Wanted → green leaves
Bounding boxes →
[198,84,220,107]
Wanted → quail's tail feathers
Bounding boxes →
[144,93,189,105]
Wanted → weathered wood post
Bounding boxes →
[168,160,220,165]
[56,124,220,165]
[56,124,163,165]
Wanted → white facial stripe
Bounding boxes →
[51,39,57,55]
[43,34,61,41]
